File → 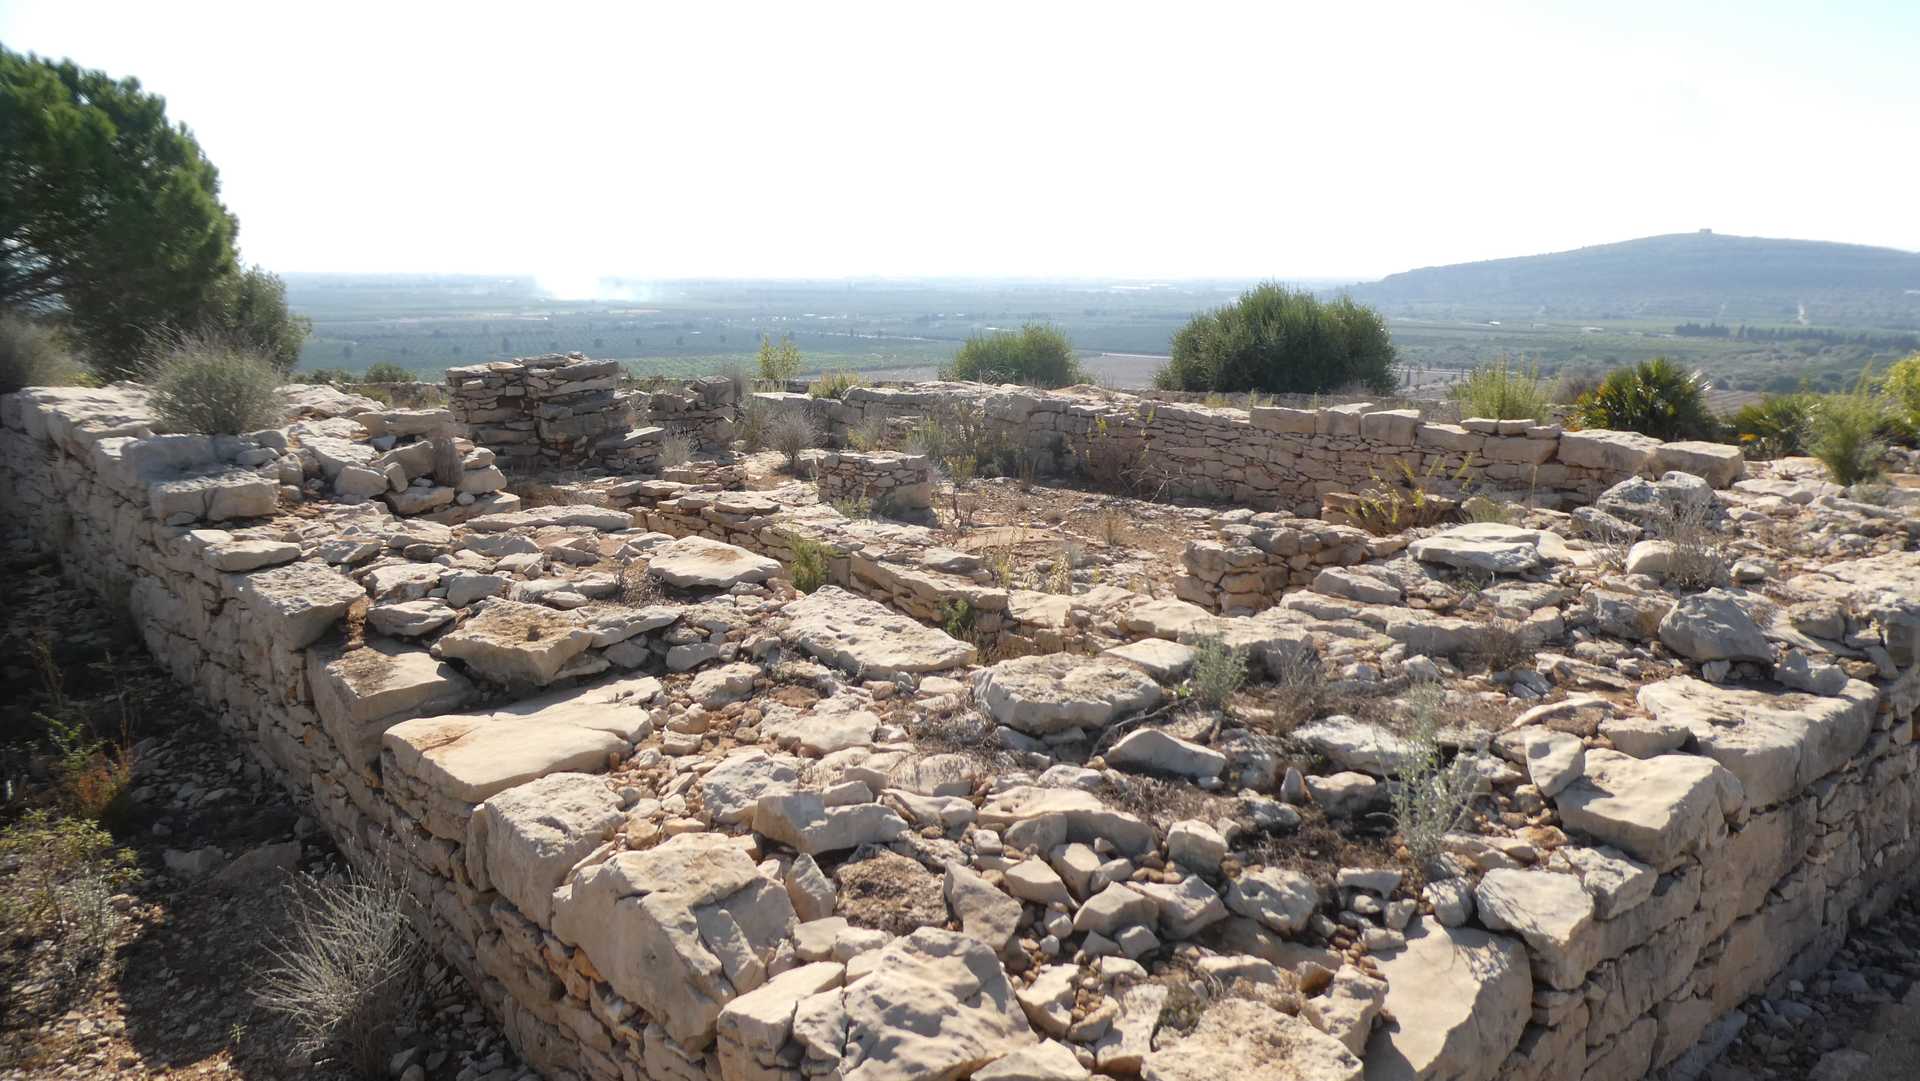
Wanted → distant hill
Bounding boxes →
[1347,231,1920,329]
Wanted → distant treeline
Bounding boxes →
[1673,322,1920,349]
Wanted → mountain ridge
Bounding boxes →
[1346,231,1920,327]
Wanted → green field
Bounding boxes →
[288,274,1918,393]
[286,275,1256,384]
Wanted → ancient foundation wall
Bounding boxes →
[1175,514,1392,614]
[761,383,1745,513]
[448,354,661,473]
[4,384,1917,1081]
[814,451,933,519]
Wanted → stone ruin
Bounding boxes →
[815,450,934,521]
[449,353,666,474]
[4,357,1919,1081]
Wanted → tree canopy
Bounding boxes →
[1152,284,1397,395]
[942,323,1084,388]
[0,47,304,375]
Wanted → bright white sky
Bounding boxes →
[3,0,1915,284]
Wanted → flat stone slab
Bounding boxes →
[974,654,1163,735]
[1293,716,1416,776]
[1556,428,1660,474]
[1657,589,1774,663]
[312,638,474,766]
[1364,921,1532,1081]
[382,710,627,805]
[782,585,975,678]
[1553,747,1744,869]
[236,560,367,649]
[465,505,633,532]
[1637,675,1877,808]
[790,928,1036,1081]
[1101,638,1196,681]
[648,535,782,589]
[1407,523,1569,575]
[1105,729,1226,781]
[432,599,593,685]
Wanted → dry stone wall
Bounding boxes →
[638,374,738,450]
[1176,513,1394,614]
[814,450,933,520]
[448,354,663,473]
[4,381,1917,1081]
[763,383,1746,513]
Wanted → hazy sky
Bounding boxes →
[4,0,1915,284]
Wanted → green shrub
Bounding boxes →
[1552,367,1602,405]
[846,414,888,451]
[0,313,82,393]
[148,336,283,435]
[757,333,802,383]
[785,535,830,593]
[737,394,772,451]
[1187,635,1248,709]
[807,370,862,400]
[1152,284,1396,395]
[1389,687,1481,872]
[938,598,976,641]
[1730,393,1814,459]
[1885,352,1920,428]
[830,497,871,520]
[301,367,355,385]
[1808,376,1890,486]
[941,323,1084,388]
[770,410,820,471]
[194,265,311,372]
[1451,355,1549,421]
[362,362,415,384]
[1572,358,1720,441]
[0,810,140,976]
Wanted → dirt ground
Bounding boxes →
[0,544,521,1081]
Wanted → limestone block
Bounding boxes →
[781,586,974,677]
[648,535,781,589]
[1652,440,1744,488]
[1637,676,1877,808]
[1359,409,1420,446]
[973,654,1163,735]
[383,709,627,804]
[1472,869,1597,990]
[236,560,367,649]
[1554,429,1660,475]
[1553,748,1743,868]
[789,929,1036,1080]
[551,832,797,1046]
[432,599,593,685]
[1250,406,1318,434]
[312,638,474,766]
[466,772,624,926]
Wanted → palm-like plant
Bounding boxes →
[1730,393,1814,459]
[1573,358,1720,441]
